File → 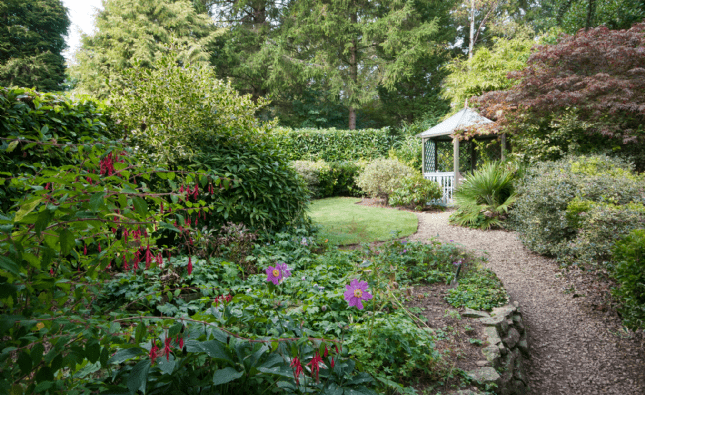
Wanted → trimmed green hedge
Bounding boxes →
[274,127,398,162]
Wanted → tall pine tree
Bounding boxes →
[283,0,440,129]
[70,0,222,98]
[0,0,70,91]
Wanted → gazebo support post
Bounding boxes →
[501,133,506,161]
[453,136,460,188]
[421,137,426,174]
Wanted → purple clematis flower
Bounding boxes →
[278,262,291,278]
[266,263,291,285]
[266,265,283,285]
[344,279,372,310]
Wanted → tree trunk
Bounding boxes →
[585,0,596,30]
[349,106,357,130]
[348,6,358,130]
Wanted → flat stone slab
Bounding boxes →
[484,326,502,346]
[462,308,490,318]
[481,344,501,367]
[468,367,501,386]
[491,304,516,319]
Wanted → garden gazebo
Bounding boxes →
[418,107,504,204]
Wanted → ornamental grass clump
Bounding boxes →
[450,161,519,230]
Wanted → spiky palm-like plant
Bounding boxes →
[450,161,519,230]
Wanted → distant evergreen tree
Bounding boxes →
[0,0,70,91]
[70,0,222,98]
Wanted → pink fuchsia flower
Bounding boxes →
[344,279,372,310]
[149,342,161,365]
[164,337,173,361]
[307,351,322,382]
[290,357,303,384]
[187,257,193,275]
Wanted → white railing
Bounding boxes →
[423,171,454,205]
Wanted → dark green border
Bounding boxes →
[0,0,721,446]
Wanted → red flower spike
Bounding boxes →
[290,357,303,384]
[160,202,164,214]
[307,351,322,382]
[187,257,193,275]
[123,255,129,271]
[149,342,161,365]
[98,242,101,253]
[83,245,87,255]
[195,216,198,226]
[145,246,151,269]
[331,358,335,368]
[324,346,329,358]
[164,337,173,361]
[177,336,184,350]
[209,183,214,194]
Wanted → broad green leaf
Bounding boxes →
[188,339,232,362]
[85,341,100,363]
[89,192,105,212]
[110,347,143,364]
[18,350,32,375]
[0,257,20,277]
[6,140,18,152]
[131,197,148,218]
[59,228,74,256]
[127,359,151,394]
[134,321,147,343]
[213,367,243,385]
[14,197,43,222]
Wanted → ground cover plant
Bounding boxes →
[308,197,417,246]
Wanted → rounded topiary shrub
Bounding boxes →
[356,158,414,204]
[509,155,644,265]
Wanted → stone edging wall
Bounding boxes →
[461,301,529,394]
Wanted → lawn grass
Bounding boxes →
[309,197,418,246]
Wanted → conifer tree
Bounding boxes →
[0,0,70,91]
[70,0,222,98]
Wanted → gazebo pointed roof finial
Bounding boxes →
[464,98,468,108]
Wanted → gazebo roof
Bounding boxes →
[417,107,494,140]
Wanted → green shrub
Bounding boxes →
[610,229,645,330]
[450,161,519,230]
[509,155,644,258]
[107,47,309,232]
[356,158,414,204]
[560,199,645,270]
[0,87,119,211]
[388,173,442,210]
[291,160,363,199]
[275,127,397,162]
[292,160,334,198]
[191,134,310,232]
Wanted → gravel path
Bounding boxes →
[408,211,645,395]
